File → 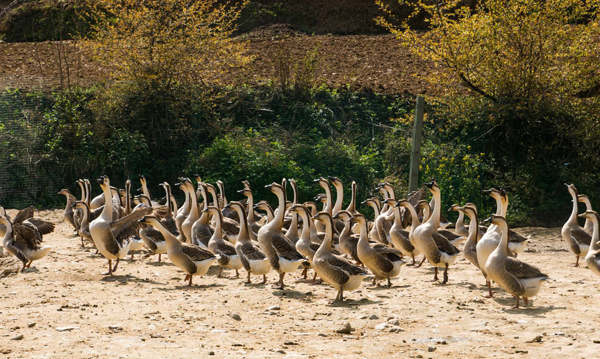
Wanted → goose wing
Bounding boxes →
[271,232,305,260]
[328,254,366,275]
[222,218,240,236]
[181,243,216,261]
[371,243,404,262]
[24,218,55,235]
[432,232,460,255]
[239,241,267,261]
[217,239,237,256]
[13,223,41,249]
[504,257,548,280]
[508,229,529,243]
[13,207,34,225]
[571,227,591,246]
[438,229,461,241]
[160,217,179,236]
[109,206,153,242]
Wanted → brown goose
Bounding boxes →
[73,201,93,247]
[387,199,420,266]
[453,204,481,272]
[313,211,367,301]
[332,210,362,265]
[58,189,78,231]
[396,199,426,268]
[577,194,594,233]
[412,180,460,284]
[257,181,307,289]
[579,210,600,276]
[89,176,151,275]
[175,179,192,242]
[205,206,242,278]
[284,179,300,244]
[485,215,548,309]
[139,215,217,286]
[205,183,239,243]
[314,177,334,233]
[449,204,468,238]
[353,213,404,287]
[227,201,271,284]
[187,182,213,249]
[361,198,382,243]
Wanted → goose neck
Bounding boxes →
[332,182,344,215]
[427,189,441,227]
[568,189,579,224]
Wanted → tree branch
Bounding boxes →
[458,73,498,102]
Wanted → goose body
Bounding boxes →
[58,189,78,230]
[140,216,217,285]
[562,184,592,267]
[1,211,53,271]
[333,210,362,265]
[313,211,367,301]
[412,181,460,283]
[387,199,420,265]
[206,206,242,277]
[228,201,271,283]
[257,181,307,289]
[89,176,150,274]
[73,201,93,247]
[458,204,481,271]
[580,211,600,276]
[353,213,405,287]
[485,215,548,308]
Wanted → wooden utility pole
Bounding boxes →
[408,96,424,193]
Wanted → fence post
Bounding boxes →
[408,96,424,193]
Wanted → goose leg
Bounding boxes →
[26,260,32,268]
[484,281,494,298]
[442,263,449,284]
[276,273,285,289]
[523,297,529,307]
[406,254,416,266]
[512,296,520,309]
[129,251,135,261]
[188,274,193,286]
[158,253,162,262]
[262,274,267,284]
[246,271,252,284]
[416,256,426,268]
[387,277,392,287]
[112,258,120,273]
[102,260,113,275]
[81,236,85,247]
[372,277,377,286]
[184,274,190,283]
[235,269,239,278]
[433,267,439,281]
[574,256,580,267]
[217,267,223,278]
[21,262,27,272]
[339,289,344,302]
[301,267,308,279]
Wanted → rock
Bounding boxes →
[335,323,352,334]
[56,326,79,332]
[515,350,528,354]
[273,349,286,354]
[229,313,242,321]
[368,314,379,320]
[594,340,600,344]
[375,323,389,330]
[470,297,485,304]
[388,318,400,326]
[27,322,36,328]
[148,324,156,330]
[357,314,368,319]
[0,257,20,278]
[10,334,23,340]
[267,305,281,311]
[530,335,543,343]
[208,351,215,355]
[108,325,123,332]
[389,327,404,333]
[427,346,437,352]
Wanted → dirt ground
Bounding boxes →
[0,209,598,358]
[0,32,443,95]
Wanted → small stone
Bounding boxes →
[229,313,242,321]
[273,349,286,354]
[10,334,24,341]
[427,346,437,352]
[56,326,79,332]
[0,349,12,354]
[388,318,400,326]
[553,332,565,336]
[416,355,423,358]
[267,305,281,311]
[594,340,600,344]
[27,322,36,328]
[470,297,485,304]
[515,350,528,354]
[368,314,379,320]
[389,327,404,333]
[335,323,352,334]
[148,324,156,330]
[108,325,122,330]
[357,314,368,319]
[208,351,215,355]
[375,323,389,330]
[530,335,543,343]
[318,333,327,337]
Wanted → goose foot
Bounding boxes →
[102,260,114,275]
[235,269,239,278]
[261,274,267,284]
[415,257,426,268]
[112,258,120,273]
[217,267,223,278]
[406,255,417,267]
[574,256,580,267]
[432,267,439,282]
[273,273,285,289]
[523,297,529,307]
[246,271,252,284]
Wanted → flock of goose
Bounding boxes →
[2,176,599,309]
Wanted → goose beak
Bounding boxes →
[332,213,340,219]
[265,184,274,189]
[138,216,147,224]
[564,183,570,187]
[483,189,493,194]
[96,177,103,185]
[224,203,231,209]
[482,216,493,224]
[577,213,586,218]
[394,202,402,207]
[424,181,434,189]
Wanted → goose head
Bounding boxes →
[349,213,367,226]
[483,187,504,200]
[577,194,591,207]
[58,189,70,196]
[328,176,343,188]
[97,175,110,190]
[254,200,273,213]
[242,180,251,190]
[313,211,333,224]
[288,204,305,215]
[464,202,478,212]
[564,183,578,196]
[303,201,318,215]
[203,206,221,217]
[448,203,461,212]
[578,210,599,222]
[314,177,330,191]
[333,209,351,221]
[138,174,146,192]
[72,201,89,211]
[237,188,252,198]
[314,193,327,204]
[424,179,439,193]
[194,174,202,184]
[381,198,398,207]
[138,215,161,228]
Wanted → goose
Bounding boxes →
[304,201,318,217]
[0,206,6,238]
[255,201,274,223]
[332,210,362,265]
[290,204,318,280]
[453,204,481,271]
[313,211,367,301]
[184,181,212,248]
[373,183,396,245]
[73,201,94,247]
[362,198,382,243]
[257,181,307,289]
[89,176,151,275]
[577,194,594,233]
[205,206,242,278]
[158,182,179,236]
[139,175,159,206]
[175,179,192,242]
[345,181,360,216]
[396,199,426,268]
[139,215,217,286]
[579,210,600,276]
[123,180,145,259]
[387,198,420,265]
[412,180,460,284]
[205,183,239,243]
[493,189,530,256]
[1,216,52,272]
[238,180,263,234]
[314,177,334,233]
[484,215,548,309]
[328,176,347,233]
[227,201,271,284]
[352,213,404,287]
[58,189,78,231]
[449,204,469,238]
[215,180,238,221]
[139,211,168,263]
[284,179,300,244]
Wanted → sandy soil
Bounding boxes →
[0,209,598,358]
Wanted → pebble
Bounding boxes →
[56,326,79,332]
[10,334,23,341]
[375,323,389,330]
[530,335,543,343]
[357,314,369,319]
[470,297,485,304]
[208,351,215,355]
[389,327,404,333]
[27,322,36,328]
[427,346,437,352]
[267,305,281,311]
[368,314,379,320]
[515,350,528,354]
[148,324,156,330]
[335,323,352,334]
[594,340,600,344]
[229,313,242,321]
[388,318,400,326]
[273,349,286,354]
